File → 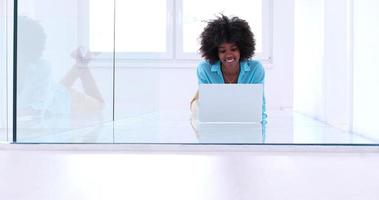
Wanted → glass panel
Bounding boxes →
[113,66,199,143]
[0,0,6,141]
[182,0,263,53]
[16,0,115,143]
[113,1,197,143]
[13,0,379,145]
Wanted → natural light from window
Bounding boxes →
[90,0,167,52]
[182,0,263,53]
[89,0,114,52]
[89,0,264,57]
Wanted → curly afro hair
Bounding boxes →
[199,14,256,64]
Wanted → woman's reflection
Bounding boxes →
[17,16,104,139]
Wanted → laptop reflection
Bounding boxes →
[194,123,265,144]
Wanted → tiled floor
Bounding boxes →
[1,147,379,200]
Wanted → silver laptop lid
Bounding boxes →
[198,84,263,123]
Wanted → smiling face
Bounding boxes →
[217,42,241,68]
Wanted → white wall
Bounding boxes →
[353,0,379,139]
[294,0,352,130]
[323,0,351,130]
[293,0,379,140]
[269,0,294,110]
[294,0,324,119]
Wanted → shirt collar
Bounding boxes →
[210,61,221,72]
[210,60,251,74]
[240,60,251,72]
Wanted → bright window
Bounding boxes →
[88,0,271,60]
[89,0,115,52]
[115,0,167,52]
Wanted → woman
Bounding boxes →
[191,14,267,123]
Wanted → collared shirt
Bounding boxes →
[196,59,267,123]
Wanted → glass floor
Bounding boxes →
[14,110,378,144]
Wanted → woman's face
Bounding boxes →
[218,42,240,68]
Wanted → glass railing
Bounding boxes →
[13,0,379,145]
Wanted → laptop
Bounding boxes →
[198,84,263,123]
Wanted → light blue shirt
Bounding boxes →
[196,59,267,123]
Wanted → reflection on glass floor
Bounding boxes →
[16,110,378,144]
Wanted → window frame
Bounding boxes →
[80,0,174,61]
[85,0,273,63]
